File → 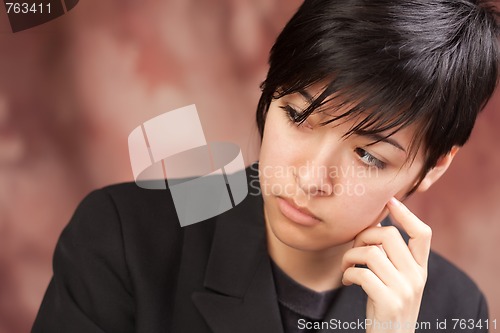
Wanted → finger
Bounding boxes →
[375,223,386,256]
[387,197,432,268]
[342,245,403,288]
[353,225,416,274]
[342,266,389,299]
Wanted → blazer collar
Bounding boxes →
[192,162,284,333]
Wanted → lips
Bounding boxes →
[277,196,321,226]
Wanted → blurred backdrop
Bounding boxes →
[0,1,498,332]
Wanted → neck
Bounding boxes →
[265,219,352,293]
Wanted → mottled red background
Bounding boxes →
[0,1,498,332]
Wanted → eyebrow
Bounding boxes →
[363,133,407,153]
[298,89,314,103]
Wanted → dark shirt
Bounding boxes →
[271,259,340,333]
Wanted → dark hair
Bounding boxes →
[256,0,499,194]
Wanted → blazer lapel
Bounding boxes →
[192,168,284,333]
[192,255,283,333]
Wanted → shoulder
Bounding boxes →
[74,183,216,313]
[84,182,193,259]
[34,183,195,332]
[102,181,178,221]
[61,182,187,269]
[420,250,488,322]
[101,181,181,231]
[83,182,218,262]
[71,182,183,243]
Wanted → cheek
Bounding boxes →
[260,110,279,158]
[260,111,299,157]
[258,110,302,185]
[335,175,403,226]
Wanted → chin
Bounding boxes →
[266,215,352,252]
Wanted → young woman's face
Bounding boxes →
[259,86,427,251]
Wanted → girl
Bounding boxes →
[33,0,499,332]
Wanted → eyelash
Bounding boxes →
[280,105,306,126]
[355,148,386,170]
[281,104,387,170]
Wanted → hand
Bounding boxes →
[341,197,432,333]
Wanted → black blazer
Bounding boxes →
[32,164,488,333]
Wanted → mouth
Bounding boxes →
[276,196,322,226]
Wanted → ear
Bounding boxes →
[415,146,460,193]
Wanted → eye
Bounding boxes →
[355,148,386,170]
[279,105,312,128]
[280,105,302,122]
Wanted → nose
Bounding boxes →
[295,160,334,197]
